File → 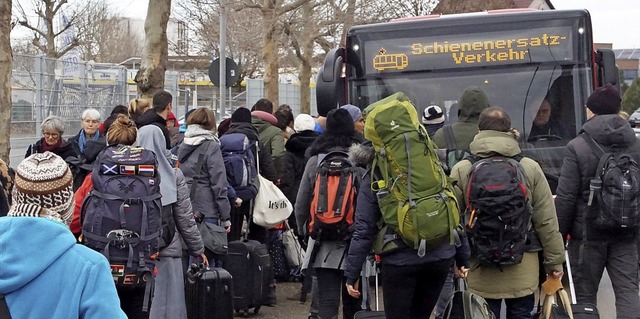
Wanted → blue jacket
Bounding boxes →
[0,217,127,319]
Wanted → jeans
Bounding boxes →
[568,238,640,319]
[434,267,454,319]
[380,259,451,319]
[486,294,534,319]
[315,268,362,319]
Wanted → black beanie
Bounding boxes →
[586,84,621,115]
[231,107,252,123]
[326,108,355,136]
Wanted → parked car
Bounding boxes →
[629,108,640,126]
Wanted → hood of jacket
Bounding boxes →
[226,122,260,143]
[581,114,636,147]
[183,124,216,146]
[0,217,76,294]
[136,125,177,205]
[348,142,375,168]
[458,87,490,123]
[285,130,319,154]
[307,133,362,158]
[136,109,166,128]
[469,130,522,158]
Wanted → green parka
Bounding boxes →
[432,86,490,150]
[252,116,285,178]
[450,130,565,299]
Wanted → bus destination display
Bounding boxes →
[364,27,573,74]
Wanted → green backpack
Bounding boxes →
[363,92,460,257]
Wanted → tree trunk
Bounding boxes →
[135,0,172,100]
[0,0,12,163]
[262,7,279,107]
[298,2,313,114]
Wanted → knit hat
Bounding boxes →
[8,152,74,225]
[231,107,252,123]
[340,104,362,123]
[586,83,621,115]
[294,114,316,132]
[166,111,178,126]
[422,105,444,124]
[326,108,355,136]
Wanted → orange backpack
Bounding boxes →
[308,152,358,241]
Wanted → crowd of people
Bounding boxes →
[0,83,638,319]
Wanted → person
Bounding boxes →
[224,107,278,242]
[527,97,572,142]
[295,108,365,319]
[25,115,78,161]
[177,107,233,264]
[166,111,182,148]
[450,107,565,318]
[422,104,445,138]
[0,157,12,217]
[432,86,491,150]
[136,124,208,319]
[0,152,127,318]
[129,98,151,123]
[251,99,286,179]
[136,91,173,149]
[68,108,107,191]
[101,104,129,134]
[274,108,295,142]
[69,115,138,237]
[340,104,365,136]
[555,84,640,318]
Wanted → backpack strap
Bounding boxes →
[0,294,10,319]
[190,153,206,203]
[444,125,467,162]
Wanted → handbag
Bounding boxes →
[537,285,574,319]
[191,150,228,255]
[251,142,293,229]
[282,227,304,267]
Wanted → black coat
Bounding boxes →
[555,114,640,241]
[280,130,319,204]
[225,122,278,182]
[67,130,107,191]
[136,109,171,149]
[25,138,78,161]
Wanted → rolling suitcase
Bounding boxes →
[185,263,234,319]
[565,250,600,319]
[223,238,272,316]
[354,257,385,319]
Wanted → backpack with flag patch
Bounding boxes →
[220,133,259,201]
[465,155,534,266]
[81,145,164,293]
[308,151,359,241]
[582,133,640,230]
[364,92,460,257]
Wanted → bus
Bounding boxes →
[316,9,619,191]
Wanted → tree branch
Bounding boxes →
[18,20,47,38]
[277,0,310,15]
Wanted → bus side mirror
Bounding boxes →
[596,49,620,90]
[316,48,346,114]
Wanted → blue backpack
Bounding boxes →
[220,133,259,200]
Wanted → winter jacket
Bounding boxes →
[432,88,489,150]
[68,129,105,157]
[555,114,640,242]
[0,158,13,217]
[136,109,171,149]
[225,122,278,182]
[177,128,232,227]
[160,168,204,257]
[67,133,107,191]
[343,143,470,286]
[280,130,319,204]
[450,130,565,299]
[71,174,93,237]
[252,116,285,178]
[295,133,364,271]
[0,217,127,319]
[25,138,78,161]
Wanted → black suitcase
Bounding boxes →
[224,239,272,316]
[185,264,234,319]
[354,257,385,319]
[565,250,600,319]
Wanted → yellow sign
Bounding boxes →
[373,48,409,71]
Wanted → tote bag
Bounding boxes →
[252,174,293,228]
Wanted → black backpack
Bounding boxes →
[582,133,640,230]
[465,155,534,267]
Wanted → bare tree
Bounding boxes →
[0,0,12,162]
[432,0,516,14]
[135,0,172,100]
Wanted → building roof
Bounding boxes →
[514,0,554,9]
[615,49,640,60]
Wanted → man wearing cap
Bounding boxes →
[555,84,640,318]
[0,152,127,318]
[422,105,445,138]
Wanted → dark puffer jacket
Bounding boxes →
[555,114,640,241]
[280,130,319,203]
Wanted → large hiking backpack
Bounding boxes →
[364,92,460,257]
[220,133,259,200]
[81,145,163,289]
[465,155,533,266]
[308,151,359,241]
[582,133,640,230]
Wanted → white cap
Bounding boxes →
[422,105,444,124]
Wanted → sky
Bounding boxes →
[109,0,640,49]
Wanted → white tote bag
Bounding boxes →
[251,142,292,228]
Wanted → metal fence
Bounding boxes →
[245,78,317,116]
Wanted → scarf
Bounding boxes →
[78,129,100,153]
[40,137,62,153]
[184,125,216,146]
